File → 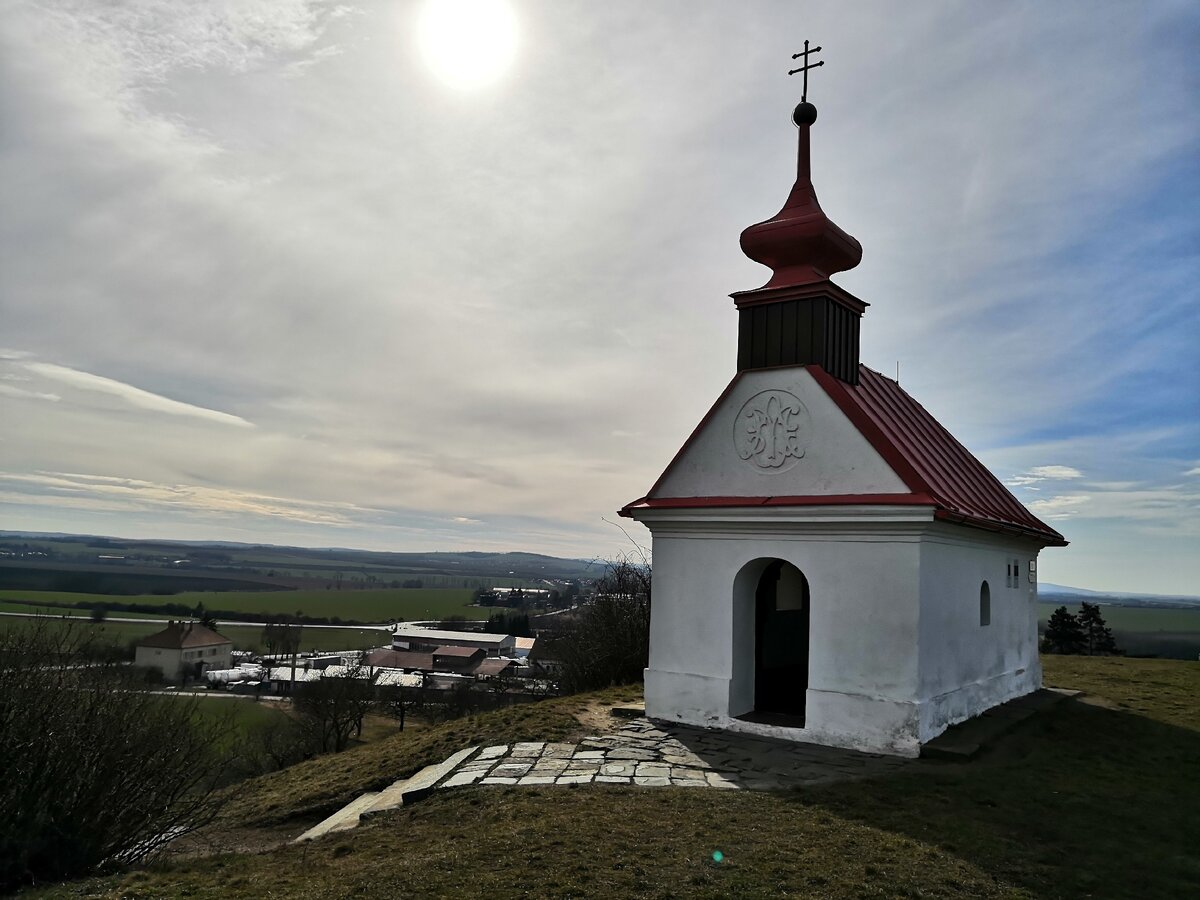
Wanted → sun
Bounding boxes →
[416,0,518,91]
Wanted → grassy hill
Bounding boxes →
[23,657,1200,899]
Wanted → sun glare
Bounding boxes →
[416,0,518,91]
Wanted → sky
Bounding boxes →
[1,1,1197,593]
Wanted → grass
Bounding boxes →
[22,658,1200,899]
[0,587,485,623]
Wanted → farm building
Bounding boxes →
[621,92,1066,757]
[134,621,232,682]
[391,624,515,656]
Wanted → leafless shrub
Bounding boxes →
[0,623,232,891]
[548,556,651,694]
[292,666,375,753]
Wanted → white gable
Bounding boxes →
[649,367,908,499]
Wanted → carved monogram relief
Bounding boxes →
[733,390,810,472]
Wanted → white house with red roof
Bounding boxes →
[620,87,1065,757]
[134,620,233,682]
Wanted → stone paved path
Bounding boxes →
[438,717,911,792]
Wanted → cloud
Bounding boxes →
[451,516,484,525]
[0,384,60,402]
[23,362,252,428]
[1186,467,1200,477]
[1027,494,1091,519]
[1005,465,1084,488]
[0,471,367,526]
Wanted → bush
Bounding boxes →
[0,624,232,891]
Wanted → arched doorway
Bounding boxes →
[754,560,810,720]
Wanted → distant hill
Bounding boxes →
[1039,582,1200,608]
[0,531,603,594]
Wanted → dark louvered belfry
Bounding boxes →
[734,283,865,384]
[733,100,865,384]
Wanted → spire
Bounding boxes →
[731,46,867,385]
[738,99,862,290]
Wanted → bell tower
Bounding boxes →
[733,43,865,384]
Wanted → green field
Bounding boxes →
[0,616,388,654]
[0,587,486,623]
[1039,602,1200,632]
[0,599,171,619]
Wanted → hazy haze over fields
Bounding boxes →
[1,1,1196,593]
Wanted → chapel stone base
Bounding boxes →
[645,663,1042,758]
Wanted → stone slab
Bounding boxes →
[292,791,381,843]
[510,742,545,757]
[363,745,479,815]
[441,770,486,788]
[610,704,646,719]
[921,689,1076,760]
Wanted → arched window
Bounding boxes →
[979,581,991,627]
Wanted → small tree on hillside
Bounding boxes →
[1076,602,1119,655]
[1042,605,1086,655]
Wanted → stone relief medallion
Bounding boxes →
[733,390,810,473]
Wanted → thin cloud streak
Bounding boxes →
[23,362,253,428]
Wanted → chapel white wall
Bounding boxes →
[914,526,1043,741]
[643,523,926,755]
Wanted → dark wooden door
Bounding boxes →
[754,560,810,720]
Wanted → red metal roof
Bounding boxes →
[622,364,1065,547]
[808,365,1065,545]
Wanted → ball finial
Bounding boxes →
[792,101,818,127]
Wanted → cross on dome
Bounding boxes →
[788,40,823,103]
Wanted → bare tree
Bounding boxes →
[0,623,232,891]
[293,666,375,753]
[548,556,651,694]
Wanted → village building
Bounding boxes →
[391,624,515,657]
[134,620,232,682]
[621,82,1066,757]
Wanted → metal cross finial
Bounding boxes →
[788,40,824,103]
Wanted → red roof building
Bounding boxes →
[134,621,232,681]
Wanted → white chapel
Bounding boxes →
[620,83,1066,757]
